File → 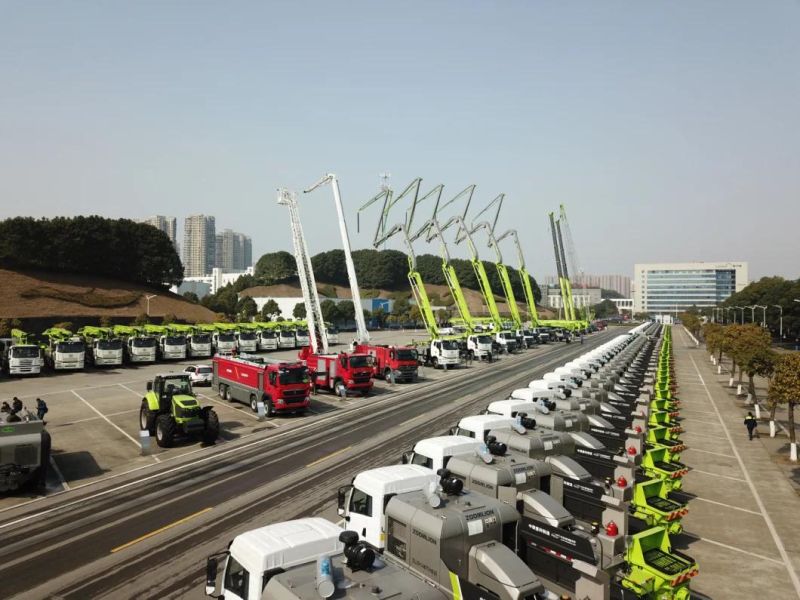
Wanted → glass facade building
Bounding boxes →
[633,262,748,313]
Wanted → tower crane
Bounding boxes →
[304,174,369,344]
[549,211,573,322]
[277,189,328,354]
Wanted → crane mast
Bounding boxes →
[549,211,571,321]
[278,189,328,354]
[494,229,539,326]
[305,174,369,344]
[555,218,577,321]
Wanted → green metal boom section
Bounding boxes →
[78,326,114,340]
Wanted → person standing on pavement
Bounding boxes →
[744,412,758,440]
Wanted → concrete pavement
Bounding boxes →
[672,326,800,599]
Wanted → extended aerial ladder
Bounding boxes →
[278,189,328,355]
[549,211,574,322]
[556,217,579,323]
[304,174,369,344]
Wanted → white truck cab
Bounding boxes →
[235,331,258,353]
[277,329,296,349]
[213,332,237,354]
[449,414,525,440]
[294,329,310,347]
[4,344,44,375]
[206,517,344,600]
[466,334,493,360]
[337,464,438,549]
[424,339,460,368]
[494,331,518,353]
[257,329,278,351]
[402,435,484,473]
[187,332,213,358]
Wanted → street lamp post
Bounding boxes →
[725,307,733,324]
[733,306,745,324]
[755,305,767,327]
[773,305,783,339]
[145,294,158,317]
[747,305,757,323]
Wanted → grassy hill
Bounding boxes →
[0,268,216,327]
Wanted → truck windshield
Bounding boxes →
[217,334,236,342]
[56,341,85,353]
[163,377,192,394]
[165,336,186,345]
[10,346,40,358]
[349,355,374,368]
[441,340,459,350]
[476,335,492,344]
[280,331,295,339]
[327,327,339,334]
[279,367,309,385]
[238,332,257,341]
[261,332,277,339]
[523,329,533,336]
[97,339,123,350]
[132,337,157,348]
[193,334,212,344]
[501,332,516,340]
[396,349,418,361]
[295,331,309,338]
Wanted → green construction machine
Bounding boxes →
[139,373,219,447]
[42,327,86,371]
[78,326,124,367]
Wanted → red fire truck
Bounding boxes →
[298,347,374,396]
[212,354,312,416]
[354,343,419,383]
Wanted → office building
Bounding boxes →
[183,215,216,277]
[542,274,631,297]
[142,215,177,247]
[633,262,748,314]
[546,286,602,310]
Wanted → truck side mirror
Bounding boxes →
[448,426,457,436]
[205,557,218,596]
[146,382,153,392]
[401,451,412,464]
[337,485,352,516]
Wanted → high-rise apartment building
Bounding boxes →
[633,262,748,313]
[142,215,177,246]
[183,215,216,277]
[216,229,253,271]
[542,274,631,298]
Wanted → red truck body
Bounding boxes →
[212,354,311,415]
[354,344,419,383]
[299,347,374,396]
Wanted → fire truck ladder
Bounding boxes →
[278,188,328,354]
[304,174,369,344]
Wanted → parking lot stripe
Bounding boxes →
[117,383,142,397]
[196,393,262,421]
[110,507,212,553]
[690,468,746,482]
[694,536,784,565]
[70,390,160,463]
[49,457,70,491]
[686,447,733,459]
[692,496,762,516]
[686,343,800,596]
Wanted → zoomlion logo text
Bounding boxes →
[526,522,577,547]
[412,528,436,545]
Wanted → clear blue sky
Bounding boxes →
[2,1,798,283]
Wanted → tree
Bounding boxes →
[337,300,356,324]
[371,307,388,327]
[254,251,297,284]
[182,291,200,304]
[132,313,149,326]
[0,319,10,337]
[237,297,258,321]
[592,299,619,319]
[260,299,281,321]
[293,302,307,319]
[202,286,239,318]
[768,353,800,461]
[161,313,177,325]
[99,315,113,328]
[703,322,724,361]
[321,299,340,324]
[680,312,702,338]
[728,325,773,399]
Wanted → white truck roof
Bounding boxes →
[486,399,538,418]
[458,414,515,436]
[413,435,481,459]
[352,464,437,498]
[229,518,343,580]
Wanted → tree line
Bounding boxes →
[0,216,183,287]
[719,276,800,340]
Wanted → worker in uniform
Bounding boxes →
[744,412,758,440]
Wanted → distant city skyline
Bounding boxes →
[1,2,798,280]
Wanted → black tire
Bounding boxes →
[219,383,229,401]
[334,380,347,397]
[384,369,393,383]
[155,414,176,448]
[250,394,258,412]
[432,357,439,369]
[201,408,220,444]
[264,395,276,417]
[139,401,156,435]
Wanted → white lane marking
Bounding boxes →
[0,331,614,524]
[117,383,143,397]
[695,536,784,565]
[49,408,139,427]
[685,339,800,597]
[692,496,762,516]
[686,447,734,459]
[1,378,153,402]
[49,457,70,491]
[690,468,746,482]
[70,390,160,464]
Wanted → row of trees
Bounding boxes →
[0,216,184,287]
[253,248,543,304]
[719,276,800,339]
[702,322,800,459]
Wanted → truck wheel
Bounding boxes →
[201,408,220,444]
[334,381,347,397]
[432,357,439,369]
[384,369,393,383]
[250,394,258,412]
[264,396,276,417]
[487,353,493,363]
[218,383,228,401]
[139,401,156,435]
[155,414,176,448]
